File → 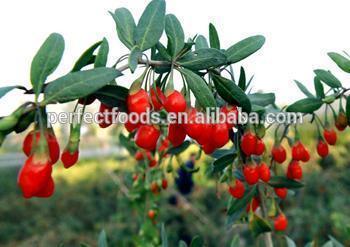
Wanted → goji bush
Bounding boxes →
[0,0,349,245]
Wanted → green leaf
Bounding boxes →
[230,235,240,247]
[328,235,344,247]
[14,110,35,134]
[314,77,325,99]
[195,35,209,50]
[72,41,102,72]
[190,236,203,247]
[128,46,142,73]
[286,98,323,113]
[167,140,191,155]
[212,74,251,112]
[209,23,220,49]
[228,186,256,215]
[155,42,172,61]
[93,85,128,111]
[94,38,109,68]
[238,67,246,90]
[249,214,272,237]
[212,154,236,174]
[285,236,297,247]
[30,33,65,97]
[178,48,227,70]
[211,148,235,159]
[328,52,350,73]
[248,93,275,107]
[161,224,168,247]
[135,0,166,51]
[43,68,122,104]
[165,14,184,57]
[314,69,342,88]
[0,86,27,100]
[98,230,108,247]
[226,35,265,64]
[294,80,314,98]
[178,240,188,247]
[110,8,136,49]
[180,68,217,108]
[346,96,350,123]
[269,176,304,189]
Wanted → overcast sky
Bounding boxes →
[1,0,350,115]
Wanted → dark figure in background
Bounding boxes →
[175,153,196,195]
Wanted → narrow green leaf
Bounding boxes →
[212,74,251,112]
[346,96,350,123]
[190,236,203,247]
[167,140,191,155]
[286,98,323,113]
[314,77,325,99]
[230,235,240,247]
[178,48,227,70]
[128,46,142,73]
[248,93,275,107]
[178,240,188,247]
[249,214,272,237]
[328,52,350,73]
[110,8,136,49]
[135,0,166,51]
[314,69,342,88]
[226,35,265,64]
[155,42,172,61]
[195,35,209,50]
[285,236,297,247]
[161,224,168,247]
[165,14,184,57]
[0,86,27,100]
[98,230,108,247]
[93,85,128,111]
[228,186,256,215]
[328,235,344,247]
[212,154,236,174]
[43,68,122,104]
[30,33,65,97]
[14,110,35,134]
[180,68,217,108]
[211,148,235,159]
[269,176,304,189]
[209,23,220,49]
[238,67,246,90]
[94,38,109,68]
[72,41,102,72]
[294,80,314,98]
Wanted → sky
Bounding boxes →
[1,0,350,115]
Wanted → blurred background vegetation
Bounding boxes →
[0,120,350,246]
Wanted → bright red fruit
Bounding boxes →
[271,145,287,163]
[287,160,303,180]
[98,103,115,128]
[148,209,156,219]
[18,154,53,198]
[183,108,202,140]
[125,118,139,133]
[35,177,55,198]
[164,91,186,114]
[135,125,160,151]
[196,122,213,145]
[146,152,157,168]
[323,128,337,146]
[274,187,287,199]
[246,197,260,212]
[220,105,238,129]
[150,182,159,194]
[292,141,309,162]
[255,138,265,155]
[241,132,257,156]
[213,123,229,148]
[168,123,186,147]
[258,163,271,182]
[127,89,151,114]
[61,149,79,169]
[243,165,260,185]
[150,87,166,111]
[228,179,245,199]
[162,179,168,190]
[274,214,288,231]
[317,140,329,158]
[202,142,216,154]
[135,151,144,161]
[23,130,60,164]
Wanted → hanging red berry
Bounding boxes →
[243,165,260,185]
[246,197,260,212]
[97,103,116,128]
[164,90,186,114]
[274,187,288,199]
[274,214,288,231]
[317,140,329,158]
[168,123,186,147]
[271,145,287,164]
[335,112,348,131]
[323,128,337,145]
[220,105,238,129]
[258,163,271,182]
[241,132,257,156]
[127,89,151,115]
[161,179,168,190]
[213,123,229,148]
[228,179,245,199]
[135,125,160,151]
[287,160,303,180]
[255,138,265,155]
[61,149,79,169]
[150,87,166,111]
